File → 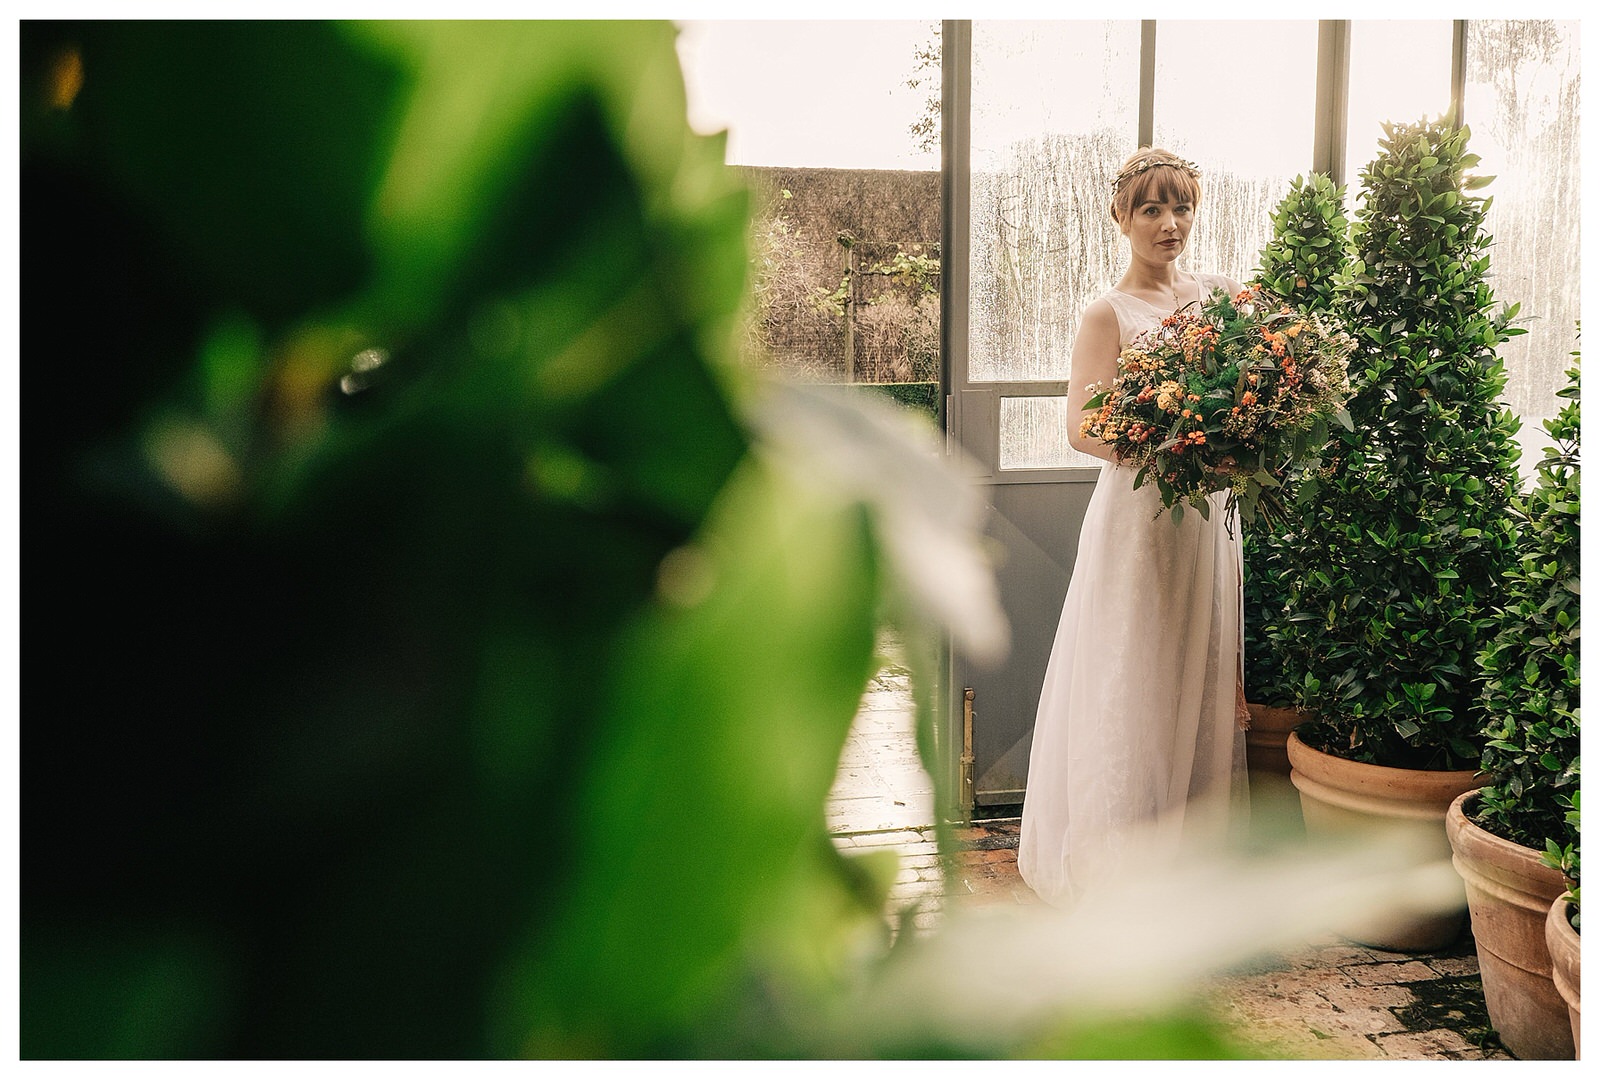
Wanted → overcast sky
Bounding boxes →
[675,19,1464,179]
[676,20,939,171]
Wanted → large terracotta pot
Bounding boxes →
[1286,732,1481,951]
[1244,702,1308,778]
[1545,896,1581,1058]
[1444,791,1576,1058]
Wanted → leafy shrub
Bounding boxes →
[1280,117,1524,769]
[1473,356,1580,854]
[855,380,940,421]
[1244,174,1352,705]
[1252,173,1352,314]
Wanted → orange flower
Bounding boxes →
[1241,390,1257,406]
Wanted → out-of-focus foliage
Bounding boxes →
[1243,174,1352,706]
[21,19,1270,1060]
[20,18,874,1058]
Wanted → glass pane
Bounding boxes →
[999,397,1099,470]
[969,21,1141,383]
[1344,21,1455,191]
[1152,21,1318,286]
[1464,20,1581,482]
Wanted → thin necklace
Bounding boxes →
[1131,269,1189,308]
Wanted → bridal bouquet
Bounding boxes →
[1081,284,1354,528]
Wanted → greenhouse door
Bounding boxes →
[939,21,1143,815]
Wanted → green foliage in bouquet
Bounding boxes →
[20,20,1252,1062]
[1473,356,1580,855]
[1284,116,1524,770]
[1243,174,1352,704]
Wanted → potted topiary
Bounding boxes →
[1273,116,1524,951]
[1446,356,1580,1059]
[1243,173,1352,783]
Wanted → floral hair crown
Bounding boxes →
[1111,156,1202,192]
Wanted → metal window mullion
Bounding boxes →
[1451,20,1469,127]
[1138,21,1155,148]
[941,19,971,432]
[939,17,972,824]
[1313,20,1351,186]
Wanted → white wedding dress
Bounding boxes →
[1017,271,1249,907]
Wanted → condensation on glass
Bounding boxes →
[1464,20,1581,480]
[998,396,1083,470]
[1152,21,1317,289]
[969,21,1140,470]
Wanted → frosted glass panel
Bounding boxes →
[1344,22,1455,188]
[1152,21,1318,284]
[969,21,1141,383]
[1464,21,1581,482]
[999,397,1099,470]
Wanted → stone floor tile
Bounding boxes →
[1321,1006,1406,1036]
[1424,954,1481,977]
[1318,982,1416,1011]
[1371,1029,1480,1058]
[1348,961,1441,986]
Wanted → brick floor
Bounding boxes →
[826,651,1516,1061]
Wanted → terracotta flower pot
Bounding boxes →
[1545,896,1581,1058]
[1286,732,1481,951]
[1244,702,1308,778]
[1445,791,1574,1059]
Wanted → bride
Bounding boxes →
[1016,147,1251,907]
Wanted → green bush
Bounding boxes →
[1244,174,1352,705]
[1252,173,1352,315]
[848,380,940,422]
[1473,355,1580,854]
[1281,117,1524,770]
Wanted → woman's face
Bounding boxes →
[1121,195,1195,265]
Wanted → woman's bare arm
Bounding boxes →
[1065,298,1125,463]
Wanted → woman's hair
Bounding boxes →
[1109,147,1202,225]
